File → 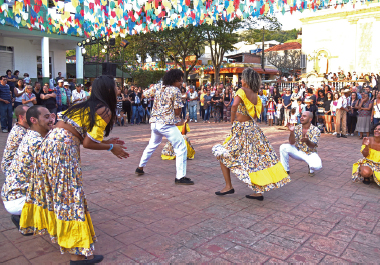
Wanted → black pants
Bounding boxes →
[123,102,132,123]
[347,115,357,134]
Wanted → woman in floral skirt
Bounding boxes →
[212,68,290,201]
[20,76,129,264]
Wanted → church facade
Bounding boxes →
[301,3,380,76]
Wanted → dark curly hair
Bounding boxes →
[162,69,184,86]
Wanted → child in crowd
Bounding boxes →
[23,73,31,85]
[295,98,305,124]
[276,98,284,126]
[267,97,276,126]
[317,117,326,133]
[289,108,297,126]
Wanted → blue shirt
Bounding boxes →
[0,84,11,101]
[259,95,268,107]
[282,94,292,109]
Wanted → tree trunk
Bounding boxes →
[214,65,220,85]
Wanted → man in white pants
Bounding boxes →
[280,111,322,177]
[1,106,54,229]
[135,69,193,185]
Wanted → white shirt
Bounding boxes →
[49,78,55,89]
[71,90,87,104]
[15,87,24,103]
[189,91,198,100]
[336,95,347,109]
[373,100,380,118]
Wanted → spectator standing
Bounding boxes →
[291,87,302,109]
[141,90,150,124]
[116,87,124,126]
[372,92,380,125]
[55,72,63,85]
[276,98,284,126]
[199,87,206,120]
[40,85,57,116]
[331,93,339,134]
[272,86,281,103]
[180,87,188,119]
[267,97,276,126]
[49,74,55,89]
[356,92,372,139]
[203,89,212,123]
[258,90,268,123]
[348,91,359,136]
[121,89,131,126]
[324,92,333,133]
[316,90,326,120]
[23,73,31,85]
[21,85,37,107]
[211,89,223,123]
[0,76,13,132]
[33,82,42,105]
[69,78,76,91]
[14,80,25,109]
[6,70,17,98]
[71,84,87,105]
[129,87,139,125]
[295,98,306,124]
[63,82,72,106]
[188,86,198,122]
[338,70,346,80]
[223,86,232,122]
[335,89,350,138]
[282,88,292,126]
[54,80,63,111]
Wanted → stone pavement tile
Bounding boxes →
[0,241,23,262]
[134,234,184,258]
[270,226,312,244]
[373,222,380,236]
[3,255,31,265]
[118,244,156,263]
[327,225,357,242]
[170,230,209,249]
[219,227,265,247]
[93,232,126,255]
[102,250,135,264]
[220,245,269,263]
[351,193,379,202]
[152,206,188,220]
[222,213,259,229]
[242,205,277,218]
[264,235,302,251]
[90,209,120,225]
[289,205,315,218]
[1,229,36,244]
[249,238,295,260]
[295,217,335,236]
[114,227,155,246]
[13,236,56,260]
[178,213,210,227]
[352,231,380,248]
[0,217,17,232]
[309,209,346,223]
[285,247,325,263]
[199,205,238,219]
[154,246,210,263]
[264,257,287,264]
[327,205,361,217]
[145,218,188,235]
[339,216,376,233]
[347,241,380,257]
[266,212,304,227]
[208,257,232,264]
[29,252,71,264]
[303,235,349,257]
[357,209,380,222]
[186,218,235,239]
[96,220,132,237]
[341,248,380,263]
[248,220,281,236]
[302,199,332,210]
[321,255,351,264]
[363,202,380,213]
[195,237,236,258]
[115,216,146,229]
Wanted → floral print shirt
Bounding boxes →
[1,130,43,202]
[143,84,183,125]
[1,123,28,174]
[294,124,320,154]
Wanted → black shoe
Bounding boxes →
[135,168,144,176]
[363,178,370,185]
[341,134,347,138]
[175,177,194,185]
[337,134,341,138]
[11,215,20,229]
[215,189,235,196]
[70,255,104,265]
[286,171,290,175]
[245,195,264,201]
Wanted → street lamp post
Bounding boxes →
[261,26,265,81]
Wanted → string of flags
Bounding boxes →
[0,0,369,37]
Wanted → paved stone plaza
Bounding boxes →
[1,122,380,264]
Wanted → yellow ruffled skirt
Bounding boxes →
[352,158,380,186]
[212,120,290,193]
[161,135,195,160]
[20,128,96,256]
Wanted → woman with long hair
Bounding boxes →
[356,92,373,139]
[348,91,360,136]
[324,92,333,133]
[19,76,129,264]
[223,86,232,122]
[331,92,340,134]
[212,68,290,201]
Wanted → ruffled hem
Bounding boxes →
[352,159,380,186]
[20,203,96,256]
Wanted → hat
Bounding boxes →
[342,89,351,93]
[58,79,64,83]
[63,81,70,86]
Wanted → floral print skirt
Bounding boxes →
[20,128,96,256]
[161,135,195,160]
[212,120,290,194]
[352,158,380,186]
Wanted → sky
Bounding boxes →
[275,12,304,30]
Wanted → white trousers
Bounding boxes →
[280,144,322,173]
[139,123,187,179]
[3,196,26,215]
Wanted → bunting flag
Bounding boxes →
[0,0,370,37]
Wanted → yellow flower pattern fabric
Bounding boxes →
[352,145,380,186]
[1,124,28,174]
[20,128,96,256]
[161,124,195,160]
[294,124,320,155]
[1,130,43,202]
[143,84,183,125]
[235,89,262,119]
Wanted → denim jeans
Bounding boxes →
[204,105,211,121]
[131,105,140,124]
[0,101,13,131]
[258,107,267,122]
[58,104,68,112]
[188,101,197,121]
[181,101,187,119]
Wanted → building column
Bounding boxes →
[76,46,84,84]
[41,37,50,85]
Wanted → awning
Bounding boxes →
[204,67,278,75]
[67,63,132,79]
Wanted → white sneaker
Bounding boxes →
[332,132,337,135]
[195,120,198,123]
[190,119,193,122]
[2,129,8,133]
[351,134,354,136]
